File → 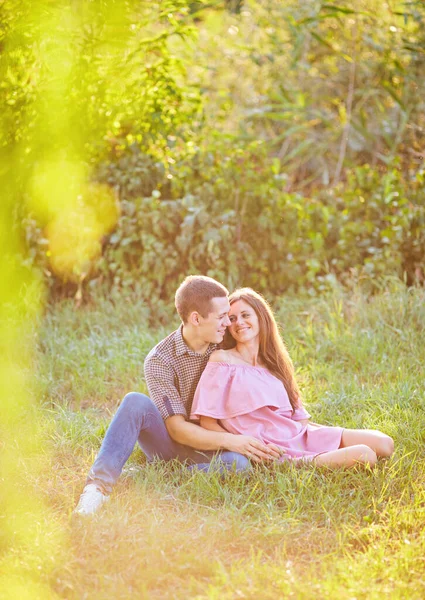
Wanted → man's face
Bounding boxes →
[198,296,231,344]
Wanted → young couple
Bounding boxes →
[75,275,394,515]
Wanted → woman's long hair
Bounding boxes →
[222,288,301,410]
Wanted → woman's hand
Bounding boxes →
[228,435,285,462]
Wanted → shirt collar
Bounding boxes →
[175,324,216,357]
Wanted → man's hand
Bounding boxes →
[226,435,285,462]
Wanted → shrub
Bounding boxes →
[23,141,424,303]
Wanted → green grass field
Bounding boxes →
[8,281,425,599]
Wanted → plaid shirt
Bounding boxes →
[144,325,217,421]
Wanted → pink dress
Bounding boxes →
[190,362,344,462]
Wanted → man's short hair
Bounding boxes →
[175,275,229,323]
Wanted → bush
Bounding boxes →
[22,139,425,303]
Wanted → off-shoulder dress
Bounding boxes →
[190,362,344,462]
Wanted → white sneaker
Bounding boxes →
[74,483,109,516]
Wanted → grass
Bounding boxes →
[4,280,425,599]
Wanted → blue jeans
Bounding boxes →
[86,392,250,494]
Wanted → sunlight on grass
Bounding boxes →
[26,283,425,599]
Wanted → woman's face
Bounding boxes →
[228,299,260,344]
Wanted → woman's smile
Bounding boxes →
[229,300,260,341]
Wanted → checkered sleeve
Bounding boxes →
[144,353,187,421]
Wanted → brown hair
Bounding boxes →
[223,288,301,410]
[175,275,228,323]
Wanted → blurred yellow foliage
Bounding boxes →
[45,183,120,282]
[0,1,124,596]
[29,159,120,281]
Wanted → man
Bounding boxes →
[75,275,280,515]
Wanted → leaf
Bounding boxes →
[311,31,335,51]
[280,139,315,165]
[311,32,354,62]
[402,43,425,55]
[295,15,336,25]
[322,4,371,16]
[273,120,322,141]
[382,82,406,111]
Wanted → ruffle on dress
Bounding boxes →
[190,362,310,420]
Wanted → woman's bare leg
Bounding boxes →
[314,444,378,468]
[340,429,394,458]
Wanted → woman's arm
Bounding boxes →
[292,402,311,426]
[167,415,281,461]
[200,415,228,433]
[199,415,286,459]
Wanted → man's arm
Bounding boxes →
[144,354,282,461]
[292,404,311,428]
[166,415,281,461]
[200,415,227,433]
[166,415,235,450]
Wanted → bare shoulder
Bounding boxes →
[209,349,233,363]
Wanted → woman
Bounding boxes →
[190,288,394,467]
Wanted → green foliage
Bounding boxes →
[196,0,425,185]
[4,0,425,300]
[24,138,425,301]
[0,0,201,168]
